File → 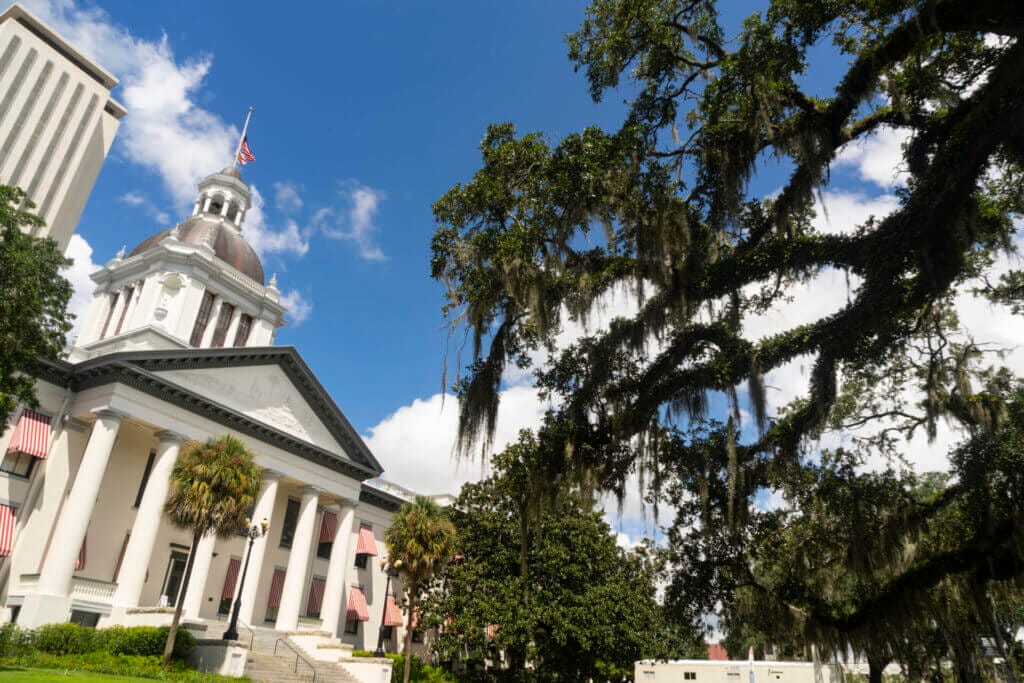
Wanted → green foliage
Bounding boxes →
[100,626,194,660]
[420,432,697,680]
[32,624,98,656]
[384,653,454,683]
[432,0,1024,678]
[0,651,243,681]
[0,624,195,661]
[163,435,261,666]
[0,185,73,425]
[386,496,457,683]
[165,435,263,540]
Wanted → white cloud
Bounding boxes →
[241,187,310,258]
[273,182,303,213]
[813,190,900,236]
[834,126,912,189]
[318,182,388,261]
[366,386,547,496]
[62,234,99,341]
[279,288,312,326]
[118,191,170,224]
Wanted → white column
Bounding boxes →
[182,532,217,619]
[223,307,243,348]
[320,499,357,636]
[201,196,212,213]
[112,431,184,609]
[38,410,123,597]
[275,485,321,631]
[220,200,230,217]
[237,470,281,625]
[200,296,223,347]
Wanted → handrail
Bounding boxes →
[236,619,255,651]
[274,638,316,683]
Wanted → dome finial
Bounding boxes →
[116,244,126,260]
[269,272,278,289]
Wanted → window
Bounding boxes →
[69,610,99,628]
[189,291,216,347]
[279,498,300,549]
[381,625,393,641]
[233,314,253,347]
[209,302,235,348]
[355,553,368,569]
[209,198,223,215]
[113,286,134,335]
[133,450,156,508]
[412,629,424,644]
[344,618,359,635]
[99,291,119,339]
[317,540,332,560]
[9,606,20,624]
[0,450,34,478]
[317,510,336,560]
[161,551,189,607]
[684,673,697,680]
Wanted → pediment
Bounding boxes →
[153,363,350,457]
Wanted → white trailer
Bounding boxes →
[635,659,844,683]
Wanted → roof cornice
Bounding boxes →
[42,347,383,480]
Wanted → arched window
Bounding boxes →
[226,203,238,222]
[208,196,224,215]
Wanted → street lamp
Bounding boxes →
[223,518,269,641]
[373,558,402,657]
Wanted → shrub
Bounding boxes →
[0,622,32,656]
[0,651,246,681]
[33,622,97,654]
[101,625,195,659]
[386,652,456,683]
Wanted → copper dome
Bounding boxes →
[129,216,265,285]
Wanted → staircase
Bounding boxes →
[239,624,362,683]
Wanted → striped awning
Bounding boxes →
[487,624,499,639]
[319,511,337,544]
[384,594,403,627]
[112,533,130,581]
[6,409,51,459]
[306,576,326,617]
[0,505,15,556]
[267,568,286,608]
[75,534,87,571]
[221,558,241,601]
[346,586,369,621]
[355,524,378,556]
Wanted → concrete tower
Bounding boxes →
[0,3,126,252]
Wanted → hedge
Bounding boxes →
[0,622,195,659]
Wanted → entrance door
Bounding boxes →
[162,551,189,607]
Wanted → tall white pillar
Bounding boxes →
[320,499,357,636]
[237,470,281,625]
[201,296,223,347]
[112,431,183,609]
[182,532,217,619]
[38,410,124,597]
[275,486,321,631]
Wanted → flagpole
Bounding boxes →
[233,106,254,167]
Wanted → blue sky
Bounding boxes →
[25,1,1024,543]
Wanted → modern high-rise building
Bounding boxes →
[0,3,125,252]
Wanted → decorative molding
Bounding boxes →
[359,485,404,512]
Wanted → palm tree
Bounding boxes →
[385,495,456,683]
[161,435,262,665]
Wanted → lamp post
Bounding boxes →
[223,518,268,641]
[373,559,402,657]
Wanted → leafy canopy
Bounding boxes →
[0,185,73,425]
[431,0,1024,672]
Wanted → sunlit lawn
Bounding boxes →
[0,667,155,682]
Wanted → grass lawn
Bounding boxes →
[0,667,156,682]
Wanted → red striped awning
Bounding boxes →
[75,534,87,571]
[221,557,241,601]
[346,586,369,621]
[355,524,378,556]
[306,576,326,617]
[0,505,15,556]
[487,624,499,639]
[267,568,286,608]
[112,532,130,581]
[384,594,403,627]
[319,511,337,544]
[6,409,51,459]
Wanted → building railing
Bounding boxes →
[70,577,117,603]
[274,638,316,683]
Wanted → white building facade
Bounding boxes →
[0,166,414,663]
[0,3,126,252]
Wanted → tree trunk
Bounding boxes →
[403,585,417,683]
[867,656,889,683]
[162,528,202,666]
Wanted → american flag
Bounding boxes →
[236,136,256,165]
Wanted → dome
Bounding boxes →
[129,215,265,285]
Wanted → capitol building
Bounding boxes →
[0,5,428,679]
